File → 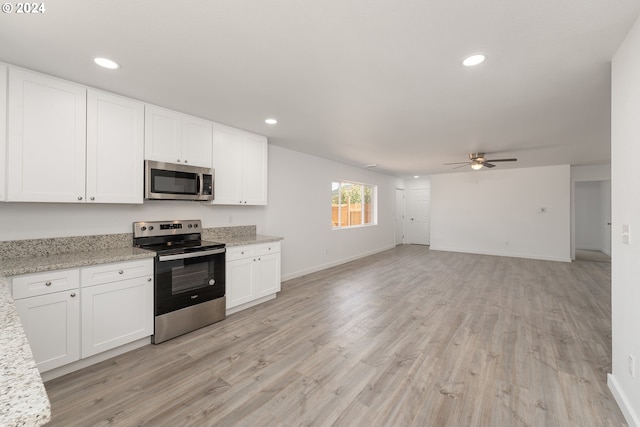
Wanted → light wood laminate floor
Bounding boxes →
[44,245,626,426]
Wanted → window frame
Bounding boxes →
[331,180,377,230]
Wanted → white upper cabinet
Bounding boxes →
[211,123,267,205]
[0,64,6,201]
[87,90,144,204]
[145,104,212,168]
[7,68,87,202]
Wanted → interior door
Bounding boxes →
[406,188,430,245]
[395,188,405,245]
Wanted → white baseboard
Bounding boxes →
[429,246,572,263]
[608,373,640,427]
[282,244,396,282]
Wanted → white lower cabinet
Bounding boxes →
[81,260,153,357]
[11,258,153,373]
[13,269,81,372]
[226,242,281,311]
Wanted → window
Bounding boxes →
[331,180,377,228]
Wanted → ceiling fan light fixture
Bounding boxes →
[471,161,484,170]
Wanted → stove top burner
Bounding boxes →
[133,220,225,255]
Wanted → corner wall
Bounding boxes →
[609,13,640,427]
[265,145,403,280]
[430,165,571,262]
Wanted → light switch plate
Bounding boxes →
[622,224,630,245]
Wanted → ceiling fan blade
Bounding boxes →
[484,158,517,162]
[484,162,496,168]
[444,161,472,165]
[453,164,469,169]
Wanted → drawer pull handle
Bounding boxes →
[119,270,124,275]
[45,281,52,286]
[70,293,76,298]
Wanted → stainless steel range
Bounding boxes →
[133,220,226,344]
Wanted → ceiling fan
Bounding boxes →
[444,153,517,170]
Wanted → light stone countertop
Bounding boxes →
[0,247,156,277]
[0,277,51,427]
[207,234,283,247]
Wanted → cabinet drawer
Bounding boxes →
[226,242,281,261]
[226,246,255,261]
[12,269,80,299]
[254,242,281,256]
[81,259,153,288]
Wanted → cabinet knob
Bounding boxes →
[45,281,52,286]
[258,257,261,261]
[184,160,188,164]
[241,251,244,255]
[119,270,124,275]
[70,293,76,298]
[90,196,95,201]
[78,196,83,201]
[177,159,181,163]
[147,277,152,282]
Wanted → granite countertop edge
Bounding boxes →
[0,247,157,277]
[0,278,51,427]
[214,234,283,247]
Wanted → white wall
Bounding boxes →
[430,165,571,262]
[265,145,402,280]
[609,13,640,427]
[0,145,401,282]
[575,181,605,250]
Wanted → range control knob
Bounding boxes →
[188,224,193,228]
[194,224,198,228]
[149,226,154,231]
[141,226,147,231]
[208,279,215,286]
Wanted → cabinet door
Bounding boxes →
[82,276,153,357]
[87,90,144,204]
[144,104,182,164]
[7,68,86,202]
[0,64,6,201]
[255,252,281,298]
[242,133,268,205]
[211,124,243,204]
[15,290,80,372]
[182,114,212,168]
[226,257,255,309]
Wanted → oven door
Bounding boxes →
[155,248,225,316]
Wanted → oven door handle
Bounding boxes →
[158,248,226,262]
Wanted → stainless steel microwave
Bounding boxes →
[145,160,214,201]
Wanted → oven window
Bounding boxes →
[171,262,210,294]
[151,169,197,194]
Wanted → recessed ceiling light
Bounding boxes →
[265,118,278,125]
[462,54,486,67]
[94,57,119,69]
[414,175,420,179]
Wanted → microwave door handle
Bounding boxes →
[197,174,201,194]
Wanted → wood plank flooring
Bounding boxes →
[43,245,627,426]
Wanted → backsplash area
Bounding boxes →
[0,226,257,260]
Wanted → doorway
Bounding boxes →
[406,188,430,245]
[395,188,405,245]
[574,180,611,261]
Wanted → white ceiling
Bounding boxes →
[1,0,639,177]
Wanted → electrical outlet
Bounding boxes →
[630,354,636,378]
